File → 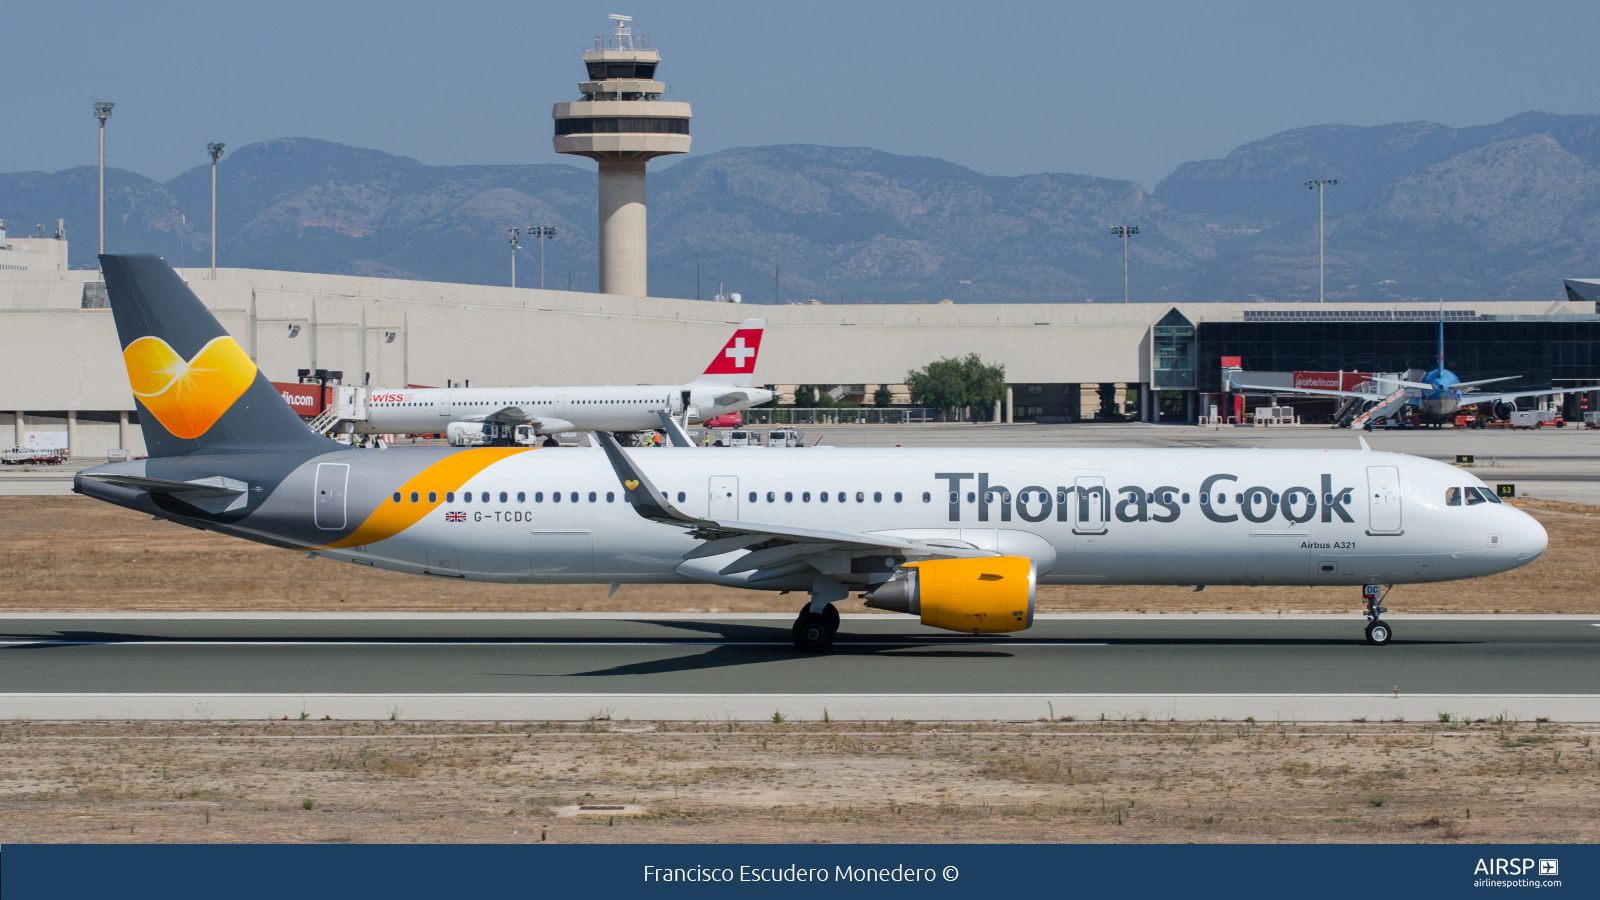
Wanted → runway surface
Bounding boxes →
[3,613,1596,722]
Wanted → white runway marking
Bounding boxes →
[0,692,1595,723]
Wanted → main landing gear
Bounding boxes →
[792,601,840,653]
[1362,584,1392,646]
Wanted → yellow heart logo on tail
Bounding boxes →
[624,479,640,491]
[123,335,258,439]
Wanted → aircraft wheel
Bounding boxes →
[801,600,841,634]
[1364,620,1393,646]
[541,437,559,447]
[792,613,835,653]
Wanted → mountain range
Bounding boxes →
[4,110,1600,304]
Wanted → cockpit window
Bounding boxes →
[1482,488,1502,503]
[1445,487,1461,507]
[1464,487,1488,506]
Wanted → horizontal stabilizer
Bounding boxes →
[80,473,249,514]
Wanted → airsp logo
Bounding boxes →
[1473,858,1552,876]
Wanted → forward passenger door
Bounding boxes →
[1367,466,1403,534]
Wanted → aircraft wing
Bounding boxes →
[593,431,991,574]
[458,405,534,424]
[1453,376,1521,391]
[1457,385,1600,408]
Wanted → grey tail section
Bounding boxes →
[100,254,329,457]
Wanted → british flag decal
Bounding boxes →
[445,511,466,522]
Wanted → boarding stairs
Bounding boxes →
[1349,387,1409,430]
[306,407,343,435]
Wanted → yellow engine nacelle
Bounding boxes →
[863,556,1036,634]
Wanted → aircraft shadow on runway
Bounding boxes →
[0,619,1472,653]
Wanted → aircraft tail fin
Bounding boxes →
[1437,298,1446,372]
[691,318,766,387]
[100,254,328,457]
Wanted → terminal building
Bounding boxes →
[1,257,1595,457]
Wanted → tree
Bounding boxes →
[905,354,1006,420]
[872,385,895,407]
[960,354,1008,419]
[791,385,817,407]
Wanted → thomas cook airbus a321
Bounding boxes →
[77,255,1548,651]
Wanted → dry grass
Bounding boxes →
[1,718,1594,843]
[0,495,1594,614]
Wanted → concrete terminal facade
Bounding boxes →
[2,263,1592,457]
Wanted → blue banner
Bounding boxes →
[3,843,1594,898]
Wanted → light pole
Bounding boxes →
[508,228,520,287]
[526,226,557,289]
[1305,179,1337,302]
[93,100,114,258]
[207,142,225,280]
[1109,224,1140,303]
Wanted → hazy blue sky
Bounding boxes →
[6,0,1598,187]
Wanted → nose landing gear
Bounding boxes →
[1363,584,1392,645]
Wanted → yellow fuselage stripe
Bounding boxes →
[319,447,530,550]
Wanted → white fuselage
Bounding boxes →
[309,447,1547,589]
[355,383,772,435]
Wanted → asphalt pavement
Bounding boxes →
[3,613,1595,722]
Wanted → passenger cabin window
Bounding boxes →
[499,492,508,503]
[1445,487,1462,507]
[446,492,455,502]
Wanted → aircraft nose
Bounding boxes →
[1519,513,1548,561]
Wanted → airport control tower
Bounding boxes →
[553,15,691,297]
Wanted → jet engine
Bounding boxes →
[863,556,1035,634]
[1492,401,1516,421]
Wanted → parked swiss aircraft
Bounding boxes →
[78,256,1548,650]
[355,319,772,444]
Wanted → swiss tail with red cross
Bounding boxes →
[692,318,766,387]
